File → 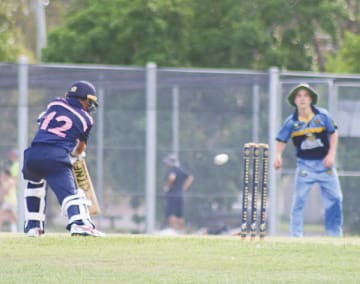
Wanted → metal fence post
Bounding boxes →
[35,0,47,60]
[268,67,280,236]
[172,85,179,158]
[96,84,105,211]
[145,62,157,233]
[17,56,29,232]
[252,83,260,143]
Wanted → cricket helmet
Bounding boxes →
[66,80,98,111]
[287,83,319,107]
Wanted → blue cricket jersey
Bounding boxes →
[276,106,337,160]
[165,166,191,196]
[32,97,94,153]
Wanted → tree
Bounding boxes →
[326,31,360,73]
[187,0,267,69]
[319,0,360,73]
[0,1,23,62]
[307,0,360,73]
[253,0,346,71]
[42,0,349,72]
[42,0,193,66]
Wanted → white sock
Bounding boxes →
[10,223,17,233]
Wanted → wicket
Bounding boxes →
[240,142,269,239]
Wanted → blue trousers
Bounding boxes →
[23,144,76,203]
[22,144,80,231]
[291,159,343,237]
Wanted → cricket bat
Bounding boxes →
[72,158,101,216]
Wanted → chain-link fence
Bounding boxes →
[2,59,360,236]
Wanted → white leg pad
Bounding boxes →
[61,190,93,226]
[24,179,46,229]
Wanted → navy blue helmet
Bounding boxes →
[66,80,98,112]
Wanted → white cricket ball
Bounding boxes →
[214,153,229,165]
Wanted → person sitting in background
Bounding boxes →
[0,167,18,232]
[0,149,19,232]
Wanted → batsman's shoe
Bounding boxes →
[27,228,44,237]
[70,224,105,237]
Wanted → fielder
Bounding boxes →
[162,154,194,233]
[273,83,343,237]
[22,80,104,237]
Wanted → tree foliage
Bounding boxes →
[326,31,360,73]
[0,0,71,62]
[42,0,348,71]
[43,0,193,66]
[0,1,23,62]
[324,0,360,73]
[0,0,358,71]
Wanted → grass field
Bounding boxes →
[1,233,360,284]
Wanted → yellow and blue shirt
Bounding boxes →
[276,106,337,160]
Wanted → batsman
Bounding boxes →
[22,80,104,237]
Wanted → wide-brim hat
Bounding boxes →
[287,83,319,107]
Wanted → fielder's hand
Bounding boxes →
[273,156,282,170]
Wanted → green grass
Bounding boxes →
[278,221,325,235]
[1,233,360,284]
